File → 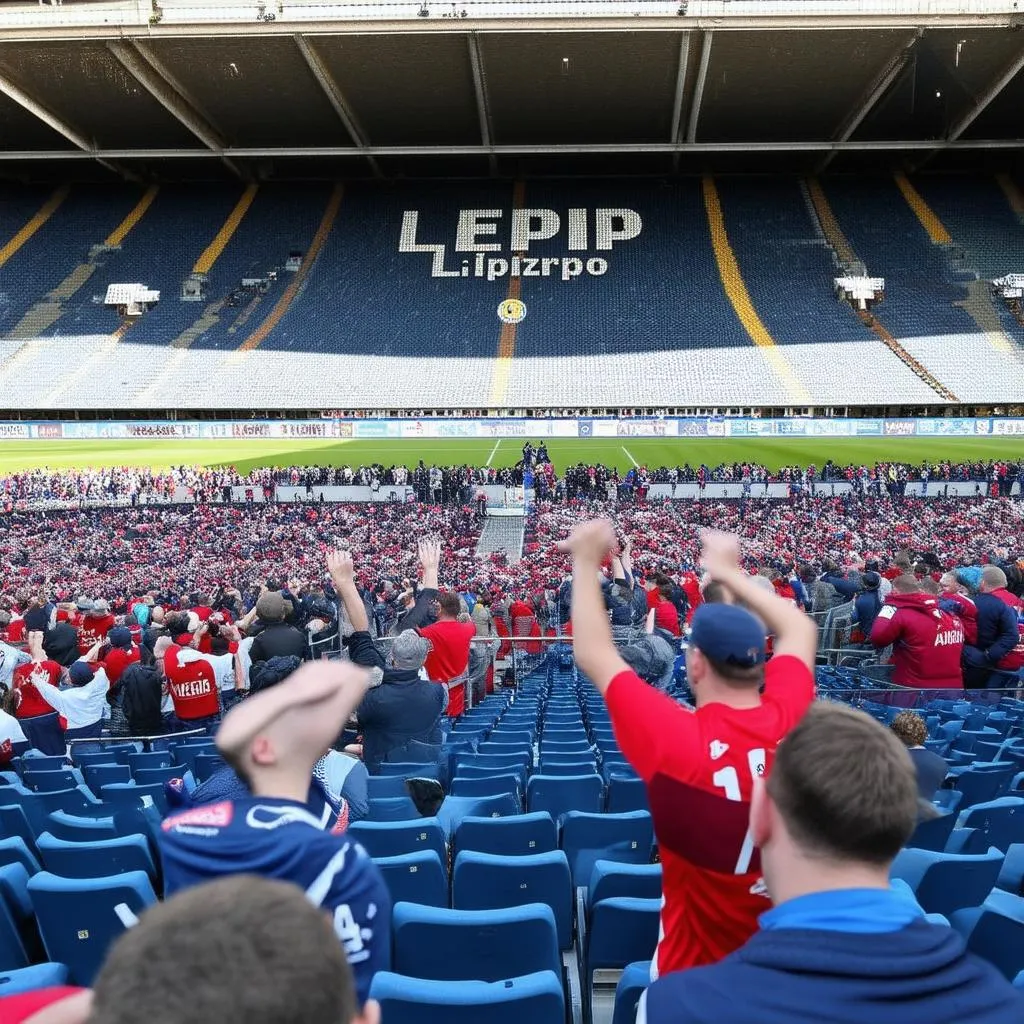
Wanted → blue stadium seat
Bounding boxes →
[367,797,421,822]
[36,832,157,883]
[0,805,39,854]
[891,846,1004,917]
[996,844,1024,896]
[0,866,30,970]
[957,797,1024,852]
[82,764,131,792]
[588,862,663,908]
[945,827,991,855]
[45,811,118,843]
[378,763,442,781]
[560,811,654,888]
[367,776,412,800]
[907,812,957,852]
[133,766,185,788]
[951,889,1024,981]
[606,775,647,813]
[349,818,447,865]
[435,794,519,835]
[956,766,1016,808]
[22,770,84,794]
[612,960,651,1024]
[7,787,106,835]
[392,902,560,982]
[0,838,41,876]
[933,789,963,814]
[449,774,522,804]
[584,898,660,1008]
[0,962,70,997]
[168,743,216,775]
[452,850,572,949]
[487,729,534,745]
[374,850,448,908]
[17,755,68,774]
[128,751,175,774]
[370,970,565,1024]
[28,870,157,985]
[527,774,603,820]
[193,754,226,783]
[453,813,557,858]
[99,783,169,815]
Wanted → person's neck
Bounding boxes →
[768,858,892,906]
[697,682,762,710]
[248,770,311,806]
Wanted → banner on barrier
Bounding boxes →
[2,416,1023,442]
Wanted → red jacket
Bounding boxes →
[940,592,979,646]
[871,592,964,689]
[164,645,219,720]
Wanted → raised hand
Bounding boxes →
[557,519,618,564]
[326,549,355,588]
[699,529,742,580]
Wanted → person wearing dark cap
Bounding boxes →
[24,605,80,668]
[248,591,307,665]
[101,627,141,687]
[850,571,883,641]
[328,549,445,773]
[560,520,816,979]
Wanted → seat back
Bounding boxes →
[374,852,448,909]
[392,902,559,982]
[0,962,70,997]
[22,770,81,794]
[588,861,663,909]
[82,765,132,792]
[0,864,30,971]
[348,818,447,864]
[954,892,1024,981]
[0,837,41,876]
[28,870,157,985]
[586,897,660,979]
[36,832,156,883]
[369,970,565,1024]
[367,797,421,822]
[367,776,411,801]
[891,846,1005,917]
[908,813,957,853]
[560,811,654,888]
[612,961,652,1024]
[527,774,603,820]
[452,850,572,949]
[958,798,1024,853]
[449,774,521,802]
[44,812,118,844]
[453,813,557,858]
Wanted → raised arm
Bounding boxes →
[418,538,441,592]
[700,530,818,671]
[558,520,629,695]
[327,549,369,633]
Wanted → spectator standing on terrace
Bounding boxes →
[562,520,816,976]
[328,548,445,773]
[76,598,114,654]
[415,539,476,717]
[248,591,307,664]
[870,576,964,690]
[962,566,1023,689]
[641,704,1024,1024]
[159,660,390,1004]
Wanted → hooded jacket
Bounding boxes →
[119,662,164,736]
[642,917,1023,1024]
[871,592,964,689]
[973,592,1024,672]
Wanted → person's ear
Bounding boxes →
[750,776,772,849]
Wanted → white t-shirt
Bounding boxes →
[0,709,27,748]
[176,649,235,692]
[36,668,110,730]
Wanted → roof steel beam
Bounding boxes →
[947,45,1024,142]
[467,31,497,175]
[106,39,243,178]
[685,29,712,143]
[0,139,1019,160]
[294,34,381,177]
[818,28,922,172]
[0,69,126,177]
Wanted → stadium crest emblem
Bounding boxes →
[498,299,526,324]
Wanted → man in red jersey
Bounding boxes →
[415,539,476,717]
[561,520,816,977]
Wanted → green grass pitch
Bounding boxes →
[1,436,1021,475]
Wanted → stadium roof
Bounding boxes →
[0,0,1022,180]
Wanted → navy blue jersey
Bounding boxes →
[159,796,390,1001]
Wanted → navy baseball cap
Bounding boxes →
[689,603,766,668]
[68,662,96,686]
[107,626,133,649]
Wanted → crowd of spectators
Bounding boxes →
[3,456,1021,508]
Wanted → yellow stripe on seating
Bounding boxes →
[104,185,159,247]
[702,175,777,348]
[236,184,343,353]
[805,178,857,265]
[193,184,258,275]
[893,173,951,245]
[701,176,809,403]
[995,173,1024,218]
[488,180,526,408]
[0,185,70,269]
